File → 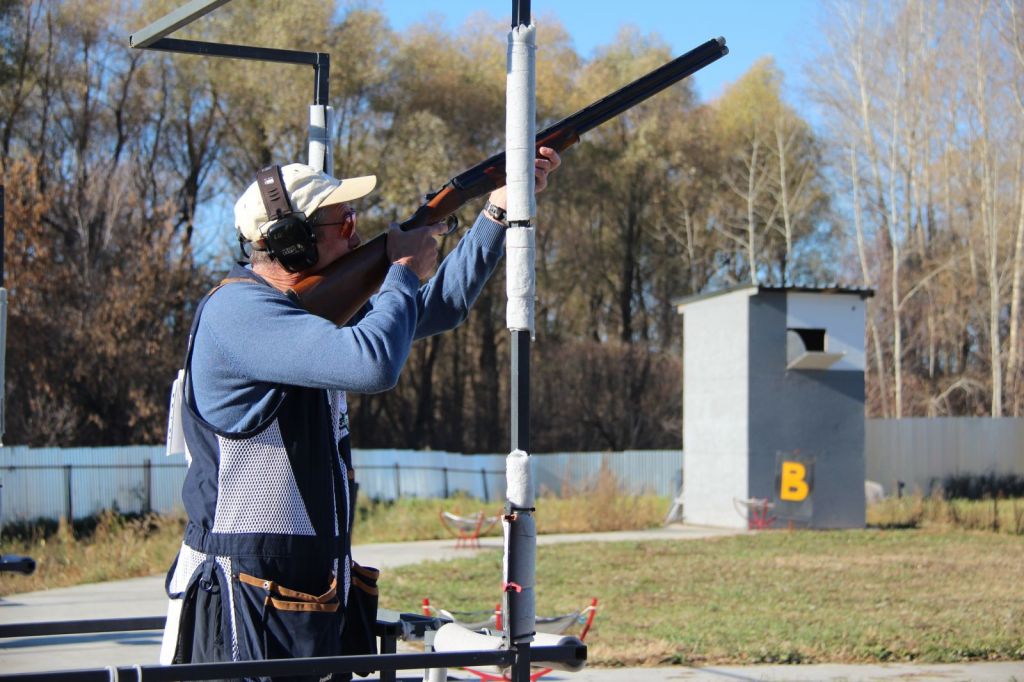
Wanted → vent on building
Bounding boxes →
[786,328,844,370]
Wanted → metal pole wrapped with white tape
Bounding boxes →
[504,4,537,682]
[308,104,334,174]
[503,450,536,640]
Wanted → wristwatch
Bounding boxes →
[483,201,508,226]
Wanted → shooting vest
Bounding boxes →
[165,264,356,670]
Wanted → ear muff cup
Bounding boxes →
[255,165,319,273]
[261,214,319,273]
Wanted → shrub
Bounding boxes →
[936,473,1024,499]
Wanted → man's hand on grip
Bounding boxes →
[486,146,562,211]
[388,221,447,280]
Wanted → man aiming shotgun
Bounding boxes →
[160,33,724,681]
[161,151,558,678]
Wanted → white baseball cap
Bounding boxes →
[234,163,377,243]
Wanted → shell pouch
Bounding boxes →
[161,557,229,666]
[232,568,344,664]
[339,560,380,677]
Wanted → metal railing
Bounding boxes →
[2,462,184,521]
[357,463,502,501]
[0,615,586,682]
[0,461,510,526]
[0,448,684,527]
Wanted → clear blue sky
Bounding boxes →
[371,0,823,104]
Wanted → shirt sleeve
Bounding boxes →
[354,211,507,341]
[198,264,423,394]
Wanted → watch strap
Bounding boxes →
[484,201,508,225]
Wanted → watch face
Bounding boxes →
[487,204,505,221]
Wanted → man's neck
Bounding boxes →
[251,263,305,293]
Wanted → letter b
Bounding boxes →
[780,461,809,502]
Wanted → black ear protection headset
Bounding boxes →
[247,165,319,273]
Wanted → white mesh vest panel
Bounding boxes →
[212,419,316,535]
[168,544,207,596]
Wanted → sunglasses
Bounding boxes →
[311,208,357,230]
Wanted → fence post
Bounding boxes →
[393,462,401,499]
[143,459,152,514]
[442,466,449,499]
[481,468,489,502]
[63,464,73,524]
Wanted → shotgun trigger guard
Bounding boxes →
[444,215,459,234]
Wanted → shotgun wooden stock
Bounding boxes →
[294,37,727,325]
[288,234,390,325]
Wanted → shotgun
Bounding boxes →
[291,37,728,325]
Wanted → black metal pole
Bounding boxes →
[143,459,152,514]
[512,0,530,28]
[508,6,533,681]
[1,184,5,285]
[63,465,72,525]
[510,333,530,452]
[141,38,330,105]
[313,52,330,106]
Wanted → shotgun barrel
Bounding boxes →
[294,37,728,324]
[397,36,728,231]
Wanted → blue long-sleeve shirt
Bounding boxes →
[191,213,507,433]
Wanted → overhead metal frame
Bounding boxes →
[138,37,330,105]
[128,0,231,48]
[128,0,331,168]
[129,6,330,105]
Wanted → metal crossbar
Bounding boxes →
[0,616,586,682]
[128,0,231,48]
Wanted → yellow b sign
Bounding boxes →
[780,460,809,501]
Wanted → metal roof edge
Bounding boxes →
[673,284,758,310]
[674,284,875,312]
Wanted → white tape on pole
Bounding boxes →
[308,105,334,174]
[505,23,537,336]
[506,227,536,334]
[505,24,536,222]
[506,449,534,508]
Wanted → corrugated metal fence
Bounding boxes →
[865,417,1024,495]
[5,417,1016,525]
[0,446,683,525]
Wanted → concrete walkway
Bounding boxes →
[2,525,1022,681]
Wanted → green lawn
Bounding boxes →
[380,529,1024,666]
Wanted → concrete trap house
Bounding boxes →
[675,285,874,529]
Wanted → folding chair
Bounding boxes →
[439,510,500,548]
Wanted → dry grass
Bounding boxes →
[536,465,669,533]
[868,494,1024,534]
[355,467,669,544]
[0,510,185,597]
